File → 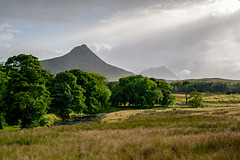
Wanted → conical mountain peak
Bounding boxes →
[70,44,89,52]
[67,44,95,57]
[41,45,133,81]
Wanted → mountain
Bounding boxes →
[140,66,179,80]
[40,44,134,81]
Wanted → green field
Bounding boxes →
[1,104,240,159]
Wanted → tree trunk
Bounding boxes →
[0,122,3,129]
[186,92,188,105]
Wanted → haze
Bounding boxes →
[0,0,240,79]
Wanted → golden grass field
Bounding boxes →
[0,94,240,160]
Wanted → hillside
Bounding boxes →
[41,44,134,81]
[140,66,179,80]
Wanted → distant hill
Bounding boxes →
[140,66,179,80]
[40,44,134,81]
[177,78,240,84]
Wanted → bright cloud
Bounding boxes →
[179,69,191,77]
[87,43,113,53]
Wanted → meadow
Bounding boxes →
[0,94,240,160]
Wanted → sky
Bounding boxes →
[1,0,240,79]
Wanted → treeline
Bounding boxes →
[0,54,174,129]
[171,81,240,94]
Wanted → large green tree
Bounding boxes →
[3,54,51,128]
[49,72,86,120]
[68,69,111,113]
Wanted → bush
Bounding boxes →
[188,89,204,107]
[44,114,62,127]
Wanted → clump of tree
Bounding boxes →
[49,69,111,119]
[0,54,111,129]
[110,75,174,108]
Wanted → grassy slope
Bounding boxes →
[0,107,240,160]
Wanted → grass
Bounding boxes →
[1,122,20,131]
[174,93,240,107]
[0,107,240,160]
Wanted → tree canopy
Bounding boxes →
[2,54,51,128]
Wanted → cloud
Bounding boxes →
[0,23,21,47]
[87,43,113,53]
[0,0,214,22]
[94,0,240,79]
[0,0,240,79]
[179,69,191,77]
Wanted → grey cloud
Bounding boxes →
[0,0,207,22]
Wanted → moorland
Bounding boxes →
[1,93,240,160]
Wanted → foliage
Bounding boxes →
[49,72,86,120]
[110,75,173,108]
[188,89,204,107]
[68,69,111,113]
[151,78,175,106]
[2,54,51,128]
[44,114,62,127]
[0,64,10,129]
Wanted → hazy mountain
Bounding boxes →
[140,66,179,80]
[41,44,134,81]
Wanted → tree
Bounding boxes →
[3,54,51,128]
[182,81,190,105]
[0,64,10,129]
[49,72,86,120]
[68,69,111,113]
[188,89,204,107]
[151,78,175,106]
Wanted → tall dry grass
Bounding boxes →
[0,109,240,160]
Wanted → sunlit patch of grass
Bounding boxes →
[1,125,20,131]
